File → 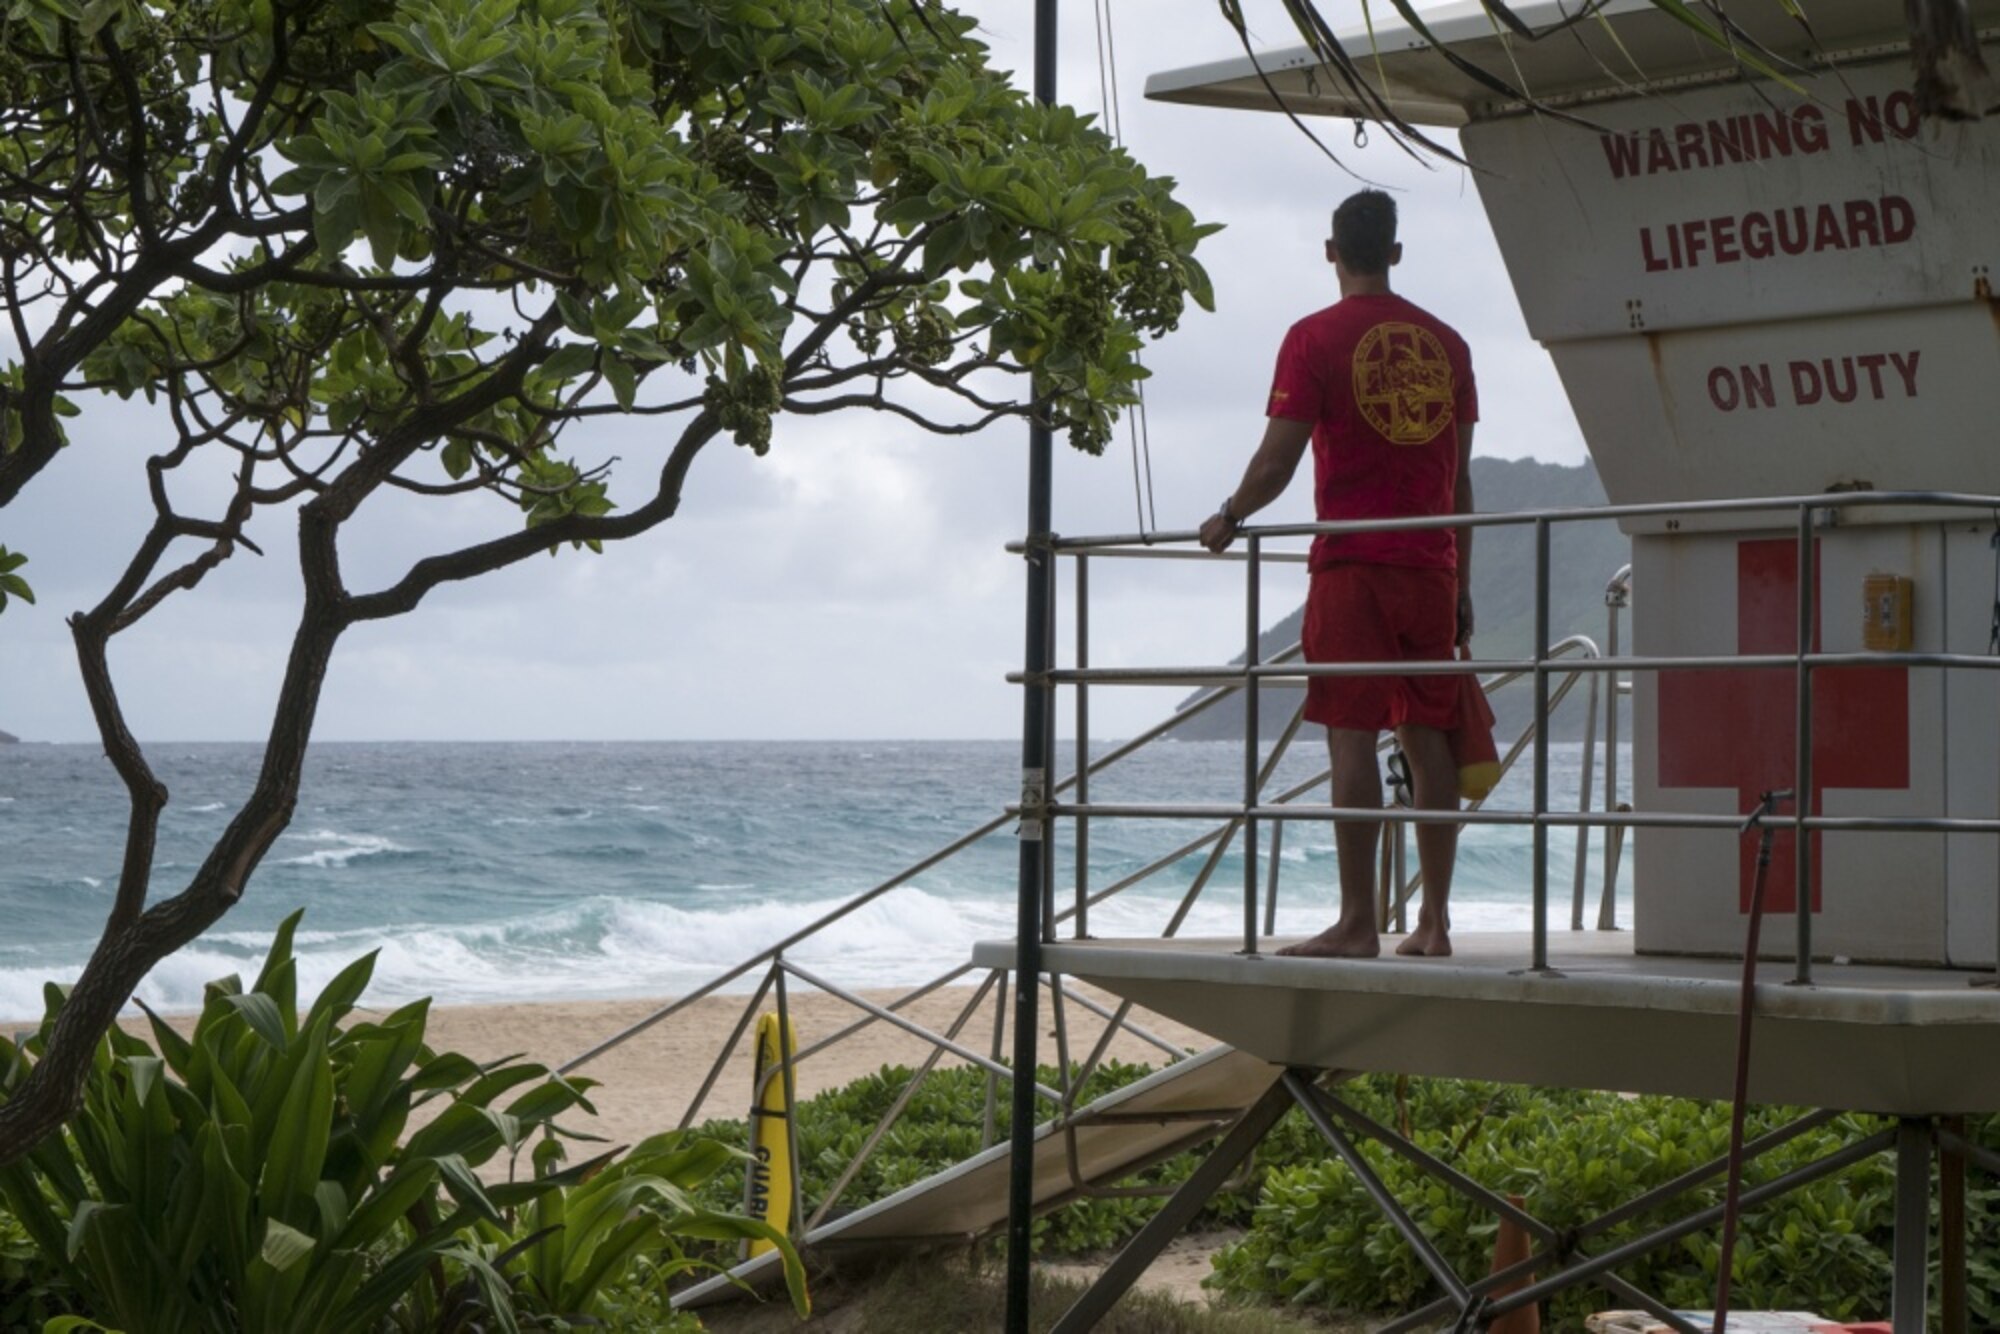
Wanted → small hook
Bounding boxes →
[1352,117,1369,149]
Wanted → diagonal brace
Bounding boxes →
[1050,1075,1297,1334]
[1285,1070,1474,1311]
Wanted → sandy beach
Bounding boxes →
[90,980,1212,1152]
[418,981,1212,1149]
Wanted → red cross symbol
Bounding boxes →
[1657,538,1909,913]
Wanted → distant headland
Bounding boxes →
[0,729,18,744]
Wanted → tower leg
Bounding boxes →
[1892,1118,1932,1333]
[1941,1115,1966,1334]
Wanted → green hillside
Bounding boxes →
[1171,456,1631,743]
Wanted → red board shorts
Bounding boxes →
[1302,563,1459,733]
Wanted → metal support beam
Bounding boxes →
[1004,5,1058,1329]
[1532,516,1551,971]
[1494,1128,1894,1313]
[1893,1118,1932,1333]
[1050,1078,1296,1334]
[1942,1115,1967,1334]
[1793,510,1815,983]
[1287,1071,1474,1310]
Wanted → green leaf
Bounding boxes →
[258,1017,333,1220]
[302,949,376,1032]
[602,355,637,410]
[259,1218,314,1272]
[223,993,287,1049]
[539,343,596,382]
[434,1153,503,1226]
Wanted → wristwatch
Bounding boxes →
[1218,496,1240,530]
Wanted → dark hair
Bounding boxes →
[1332,190,1398,275]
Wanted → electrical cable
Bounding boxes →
[1986,508,1998,655]
[1714,787,1792,1334]
[1096,2,1160,540]
[1092,0,1158,536]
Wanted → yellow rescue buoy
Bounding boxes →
[743,1012,797,1258]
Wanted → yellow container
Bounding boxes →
[1862,572,1914,651]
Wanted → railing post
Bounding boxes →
[1075,553,1090,939]
[1572,662,1600,932]
[1532,516,1551,971]
[1600,568,1630,930]
[1243,532,1262,956]
[1794,507,1815,985]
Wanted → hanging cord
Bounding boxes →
[1127,381,1157,534]
[1096,0,1123,144]
[1090,0,1115,144]
[1714,787,1794,1334]
[1091,0,1157,536]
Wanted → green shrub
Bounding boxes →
[0,1194,74,1329]
[686,1056,2000,1329]
[0,912,802,1333]
[1208,1078,1916,1327]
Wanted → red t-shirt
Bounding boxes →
[1266,294,1477,571]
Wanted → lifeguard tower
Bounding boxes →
[967,1,2000,1329]
[638,3,2000,1329]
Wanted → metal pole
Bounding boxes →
[1892,1118,1931,1332]
[1599,569,1628,931]
[1045,551,1060,946]
[1942,1114,1967,1334]
[1075,553,1090,939]
[1572,666,1600,931]
[984,969,1008,1150]
[1243,532,1262,955]
[1533,516,1551,971]
[1794,510,1815,984]
[1005,5,1058,1327]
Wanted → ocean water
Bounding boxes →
[0,740,1632,1019]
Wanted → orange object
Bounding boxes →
[1861,572,1913,650]
[1487,1194,1540,1334]
[1452,648,1501,800]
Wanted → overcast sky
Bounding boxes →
[0,1,1587,744]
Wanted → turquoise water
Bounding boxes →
[0,740,1632,1017]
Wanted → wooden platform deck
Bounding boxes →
[971,932,2000,1115]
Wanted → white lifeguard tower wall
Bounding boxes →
[1148,0,2000,965]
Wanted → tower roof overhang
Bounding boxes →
[1143,0,1985,127]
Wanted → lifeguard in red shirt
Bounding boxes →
[1200,190,1477,959]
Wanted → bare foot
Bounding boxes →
[1276,922,1381,958]
[1394,923,1453,957]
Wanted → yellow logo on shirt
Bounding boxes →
[1352,323,1454,445]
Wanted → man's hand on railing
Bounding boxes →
[1200,507,1240,553]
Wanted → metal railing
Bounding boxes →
[604,487,2000,1283]
[583,524,1635,1280]
[1018,489,2000,983]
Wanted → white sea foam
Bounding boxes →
[76,877,102,889]
[190,801,227,813]
[0,877,1635,1021]
[273,829,405,869]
